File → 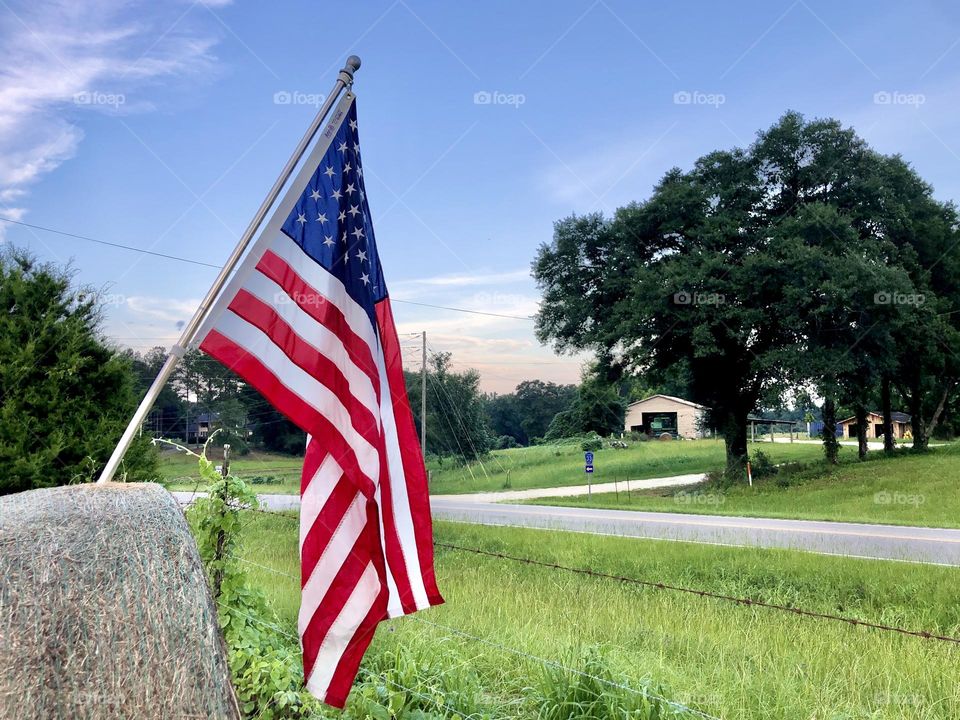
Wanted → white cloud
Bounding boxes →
[0,0,221,223]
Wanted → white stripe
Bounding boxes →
[267,233,378,352]
[375,342,430,615]
[240,270,379,420]
[375,481,401,611]
[304,561,380,699]
[299,452,342,552]
[210,310,380,483]
[298,489,368,636]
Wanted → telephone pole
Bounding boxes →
[421,331,427,459]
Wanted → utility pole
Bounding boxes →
[421,331,427,459]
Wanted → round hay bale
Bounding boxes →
[0,482,240,720]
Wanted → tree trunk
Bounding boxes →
[855,404,868,460]
[908,376,928,451]
[926,381,954,440]
[880,377,894,453]
[723,411,749,474]
[821,396,839,464]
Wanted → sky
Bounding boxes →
[3,0,960,393]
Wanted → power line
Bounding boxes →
[0,216,222,268]
[1,215,536,322]
[393,299,533,321]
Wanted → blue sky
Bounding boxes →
[3,0,960,392]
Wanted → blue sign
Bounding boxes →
[585,464,594,474]
[584,451,594,464]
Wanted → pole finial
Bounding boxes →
[340,55,362,84]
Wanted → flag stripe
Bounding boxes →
[300,453,341,551]
[199,329,376,498]
[206,312,380,477]
[299,476,365,587]
[376,301,443,607]
[239,271,379,410]
[227,288,380,436]
[257,244,380,384]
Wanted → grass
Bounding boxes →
[525,443,960,528]
[164,439,842,495]
[162,449,304,493]
[237,514,960,719]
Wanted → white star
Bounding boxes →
[360,272,370,285]
[349,119,357,131]
[323,235,334,247]
[296,212,307,225]
[345,183,356,195]
[338,141,348,153]
[359,189,366,202]
[347,204,360,217]
[357,166,363,178]
[331,188,342,200]
[351,226,365,240]
[343,161,352,174]
[316,212,327,223]
[338,210,346,222]
[353,142,360,153]
[341,231,348,243]
[356,249,367,262]
[343,251,350,264]
[324,165,335,179]
[310,188,321,201]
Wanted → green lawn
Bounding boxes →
[164,438,836,495]
[162,449,304,493]
[238,515,960,720]
[526,443,960,528]
[426,438,834,495]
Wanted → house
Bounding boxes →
[837,411,911,440]
[624,394,709,439]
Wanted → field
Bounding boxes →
[164,439,835,495]
[238,513,960,719]
[527,443,960,528]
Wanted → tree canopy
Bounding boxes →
[0,250,158,493]
[533,111,960,467]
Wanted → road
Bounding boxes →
[171,488,960,566]
[430,499,960,566]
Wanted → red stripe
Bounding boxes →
[256,250,380,396]
[322,584,387,707]
[300,480,360,587]
[300,500,387,691]
[376,300,444,604]
[228,288,380,448]
[374,425,417,614]
[200,330,375,499]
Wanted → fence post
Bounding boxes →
[212,444,231,601]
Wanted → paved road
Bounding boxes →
[434,473,704,503]
[171,489,960,566]
[429,499,960,565]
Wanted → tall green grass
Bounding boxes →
[238,515,960,719]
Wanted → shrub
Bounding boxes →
[581,437,603,452]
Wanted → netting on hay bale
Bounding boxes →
[0,482,241,720]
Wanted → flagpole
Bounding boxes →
[97,56,362,484]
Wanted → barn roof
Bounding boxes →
[627,394,709,411]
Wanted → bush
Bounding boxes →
[749,449,777,480]
[581,437,603,452]
[496,434,520,450]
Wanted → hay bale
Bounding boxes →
[0,483,240,720]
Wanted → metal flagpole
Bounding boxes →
[97,56,362,484]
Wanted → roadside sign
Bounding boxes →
[584,451,594,464]
[585,464,594,474]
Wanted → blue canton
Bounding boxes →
[281,100,386,323]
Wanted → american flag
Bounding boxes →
[195,95,443,707]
